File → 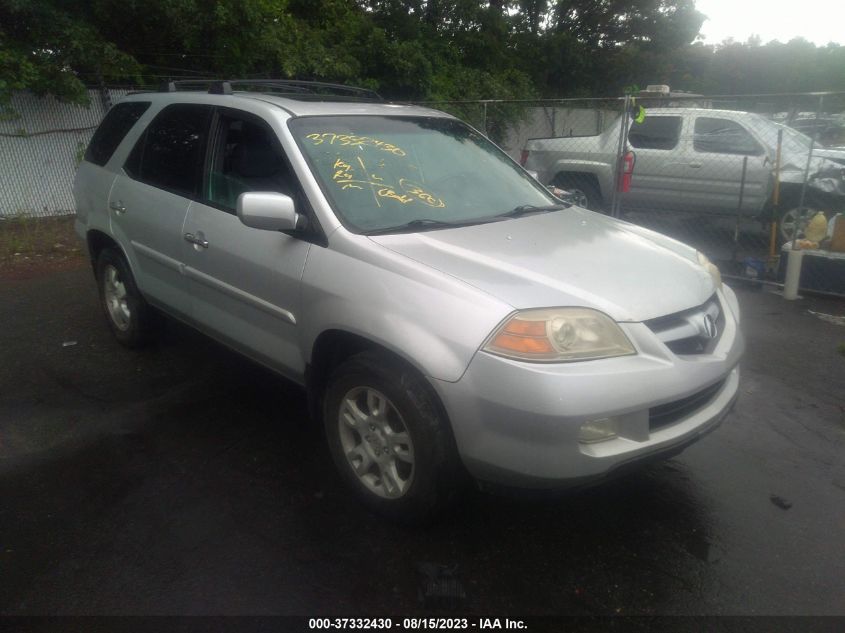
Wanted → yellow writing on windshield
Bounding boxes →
[327,155,445,208]
[399,180,445,208]
[306,133,406,157]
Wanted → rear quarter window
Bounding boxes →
[84,102,151,166]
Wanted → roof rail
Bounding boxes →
[157,78,382,101]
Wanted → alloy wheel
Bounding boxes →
[337,386,415,499]
[103,264,131,331]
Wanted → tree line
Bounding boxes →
[2,0,844,109]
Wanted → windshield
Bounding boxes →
[289,115,557,233]
[750,114,815,155]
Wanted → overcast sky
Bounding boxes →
[694,0,843,46]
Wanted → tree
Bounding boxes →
[1,0,843,111]
[0,0,139,106]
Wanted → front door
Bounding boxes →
[181,108,312,379]
[683,115,771,215]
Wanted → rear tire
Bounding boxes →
[96,248,159,348]
[322,351,464,523]
[553,174,604,212]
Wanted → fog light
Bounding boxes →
[579,418,619,443]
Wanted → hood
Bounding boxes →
[780,151,845,183]
[812,147,845,165]
[369,208,716,322]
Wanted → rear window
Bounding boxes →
[628,116,682,150]
[84,102,151,166]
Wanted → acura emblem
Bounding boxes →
[701,314,718,339]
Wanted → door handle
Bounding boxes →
[688,162,703,169]
[109,201,127,214]
[183,233,209,249]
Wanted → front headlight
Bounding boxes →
[697,251,722,289]
[483,308,636,362]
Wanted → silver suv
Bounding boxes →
[74,80,743,521]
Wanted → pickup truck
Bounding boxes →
[521,108,845,240]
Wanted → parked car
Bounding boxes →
[74,81,743,521]
[521,108,845,240]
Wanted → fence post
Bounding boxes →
[792,94,824,249]
[732,156,749,263]
[768,128,783,264]
[610,95,630,218]
[482,101,488,136]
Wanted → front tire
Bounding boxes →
[779,206,817,242]
[96,248,159,348]
[323,351,463,523]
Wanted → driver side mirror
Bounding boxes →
[236,192,305,232]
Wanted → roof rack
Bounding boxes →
[157,79,382,101]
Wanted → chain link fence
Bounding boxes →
[3,87,844,296]
[420,92,845,297]
[0,88,129,218]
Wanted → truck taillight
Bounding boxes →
[619,150,635,193]
[520,149,529,166]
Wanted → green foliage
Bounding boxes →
[1,0,844,111]
[75,141,87,167]
[0,0,140,105]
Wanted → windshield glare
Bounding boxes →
[289,116,556,233]
[752,115,814,155]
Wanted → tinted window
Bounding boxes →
[206,114,294,211]
[125,104,212,196]
[694,117,763,155]
[84,102,150,166]
[628,116,682,150]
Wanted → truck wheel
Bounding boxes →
[779,206,816,242]
[553,175,604,212]
[322,350,463,523]
[96,248,159,348]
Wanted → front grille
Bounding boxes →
[649,379,726,430]
[645,295,724,355]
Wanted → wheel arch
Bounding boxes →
[305,329,456,439]
[552,171,606,208]
[86,229,131,279]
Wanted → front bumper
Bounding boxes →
[431,287,744,488]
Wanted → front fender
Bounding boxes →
[299,239,511,382]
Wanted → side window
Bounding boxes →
[694,117,763,155]
[628,116,682,150]
[124,104,212,197]
[84,102,151,166]
[205,113,295,212]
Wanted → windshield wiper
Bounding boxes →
[364,218,487,236]
[364,205,566,236]
[495,203,567,218]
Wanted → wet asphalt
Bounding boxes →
[1,267,844,616]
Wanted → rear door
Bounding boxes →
[181,108,312,379]
[74,102,151,226]
[108,103,212,318]
[623,115,694,212]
